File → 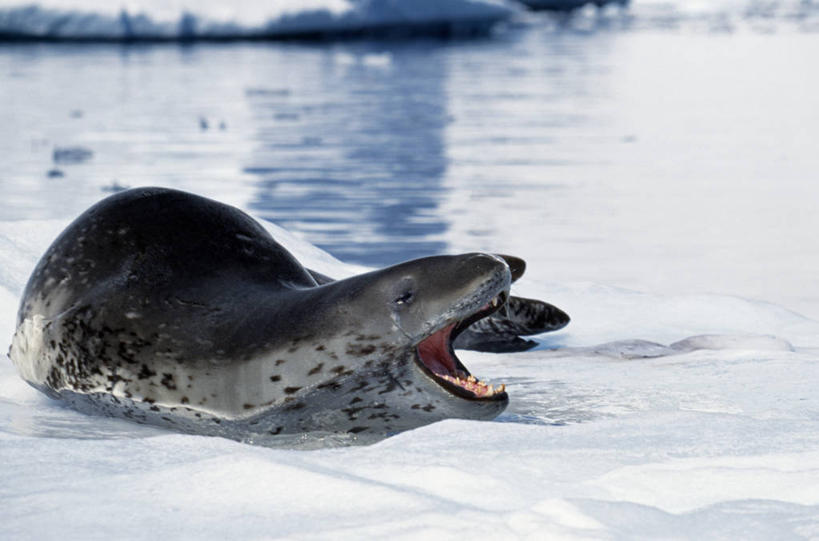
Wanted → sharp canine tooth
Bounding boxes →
[467,375,476,383]
[497,384,506,393]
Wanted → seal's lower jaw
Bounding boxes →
[415,291,509,402]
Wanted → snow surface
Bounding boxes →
[0,0,515,39]
[2,215,819,539]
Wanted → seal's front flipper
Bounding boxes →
[453,296,570,353]
[504,296,570,335]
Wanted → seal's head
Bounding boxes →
[348,254,511,396]
[241,251,514,435]
[305,252,512,417]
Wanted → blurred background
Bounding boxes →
[1,0,818,317]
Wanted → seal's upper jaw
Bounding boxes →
[415,290,510,401]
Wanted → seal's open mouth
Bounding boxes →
[416,291,508,400]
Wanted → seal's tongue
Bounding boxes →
[416,321,506,399]
[417,323,457,375]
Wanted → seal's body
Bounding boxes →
[9,188,567,442]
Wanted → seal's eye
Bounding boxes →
[394,291,414,305]
[392,276,416,307]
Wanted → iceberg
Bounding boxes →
[0,0,516,40]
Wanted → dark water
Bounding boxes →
[1,12,818,315]
[242,42,451,264]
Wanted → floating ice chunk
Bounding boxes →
[0,0,516,40]
[589,339,675,359]
[52,146,93,164]
[334,50,395,68]
[671,334,795,353]
[542,334,797,360]
[362,52,393,68]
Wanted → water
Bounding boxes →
[1,10,818,318]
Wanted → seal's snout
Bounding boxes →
[409,251,513,405]
[465,252,506,267]
[460,252,512,282]
[449,253,512,312]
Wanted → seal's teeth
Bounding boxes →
[434,370,505,397]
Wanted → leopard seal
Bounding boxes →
[8,187,568,443]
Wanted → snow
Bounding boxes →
[0,0,515,39]
[2,214,819,538]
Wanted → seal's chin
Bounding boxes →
[415,291,509,401]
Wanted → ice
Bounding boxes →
[0,0,515,40]
[52,146,94,165]
[2,213,819,538]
